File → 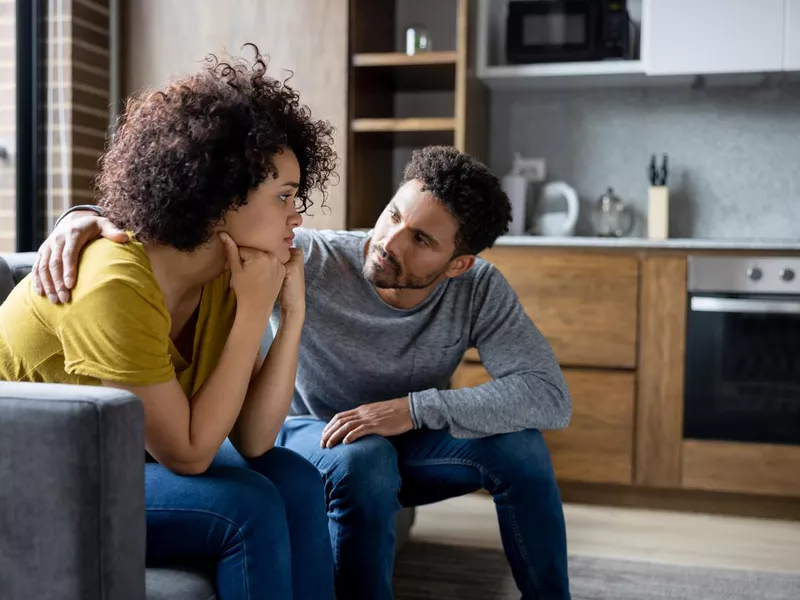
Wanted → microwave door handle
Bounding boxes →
[691,297,800,315]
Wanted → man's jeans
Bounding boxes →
[277,419,570,600]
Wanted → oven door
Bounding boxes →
[506,0,600,64]
[684,294,800,446]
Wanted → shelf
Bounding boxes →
[479,60,648,90]
[352,52,458,91]
[477,60,698,91]
[351,117,456,133]
[353,51,458,67]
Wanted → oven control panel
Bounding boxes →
[688,256,800,295]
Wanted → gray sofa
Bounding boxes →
[0,252,415,600]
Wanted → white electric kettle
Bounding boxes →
[530,181,580,237]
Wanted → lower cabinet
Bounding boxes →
[451,362,635,485]
[682,440,800,498]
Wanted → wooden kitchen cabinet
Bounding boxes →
[682,440,800,497]
[635,256,687,488]
[451,362,636,485]
[479,248,639,369]
[642,0,786,75]
[786,0,800,70]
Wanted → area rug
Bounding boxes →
[393,541,800,600]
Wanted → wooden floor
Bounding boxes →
[409,493,800,575]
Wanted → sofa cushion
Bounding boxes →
[146,567,216,600]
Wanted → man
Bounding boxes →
[34,145,572,600]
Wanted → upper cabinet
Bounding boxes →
[786,0,800,70]
[642,0,786,76]
[475,0,800,90]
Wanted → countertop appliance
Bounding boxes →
[591,187,634,237]
[684,256,800,446]
[506,0,632,64]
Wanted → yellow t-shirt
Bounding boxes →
[0,236,237,396]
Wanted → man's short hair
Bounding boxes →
[402,146,511,256]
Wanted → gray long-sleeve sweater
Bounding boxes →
[265,228,572,438]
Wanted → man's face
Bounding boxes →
[363,180,463,289]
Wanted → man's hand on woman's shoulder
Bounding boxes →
[33,210,128,304]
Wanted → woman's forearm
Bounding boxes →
[187,310,268,464]
[231,312,304,457]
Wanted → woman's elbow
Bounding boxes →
[152,448,216,476]
[162,456,213,476]
[227,428,276,459]
[235,440,276,460]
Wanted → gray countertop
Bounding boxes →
[493,235,800,251]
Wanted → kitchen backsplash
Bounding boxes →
[490,85,800,240]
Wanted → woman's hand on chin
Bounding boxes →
[219,232,285,322]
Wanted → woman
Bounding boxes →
[0,45,337,600]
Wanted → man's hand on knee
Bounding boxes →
[320,398,414,448]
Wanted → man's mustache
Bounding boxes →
[373,245,401,274]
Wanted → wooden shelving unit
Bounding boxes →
[351,117,456,133]
[352,51,459,67]
[347,0,487,229]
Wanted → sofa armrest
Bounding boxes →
[0,251,37,283]
[0,382,146,600]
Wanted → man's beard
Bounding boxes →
[363,247,445,290]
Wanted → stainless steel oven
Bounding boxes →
[684,256,800,446]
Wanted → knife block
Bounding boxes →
[648,186,669,240]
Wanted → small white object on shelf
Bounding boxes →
[501,153,546,236]
[647,186,670,241]
[405,25,432,56]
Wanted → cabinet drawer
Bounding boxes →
[479,248,639,368]
[682,440,800,497]
[450,363,635,485]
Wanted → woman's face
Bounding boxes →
[222,148,304,264]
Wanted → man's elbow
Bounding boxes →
[551,383,572,430]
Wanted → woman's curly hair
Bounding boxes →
[402,146,511,256]
[96,43,338,251]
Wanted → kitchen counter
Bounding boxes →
[494,235,800,251]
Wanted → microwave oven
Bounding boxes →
[505,0,633,64]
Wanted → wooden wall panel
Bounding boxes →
[122,0,349,230]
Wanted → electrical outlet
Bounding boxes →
[513,156,546,182]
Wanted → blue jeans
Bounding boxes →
[277,419,570,600]
[145,440,334,600]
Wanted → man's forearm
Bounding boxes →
[410,371,571,439]
[55,204,104,227]
[231,314,304,457]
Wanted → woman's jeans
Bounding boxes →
[144,440,334,600]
